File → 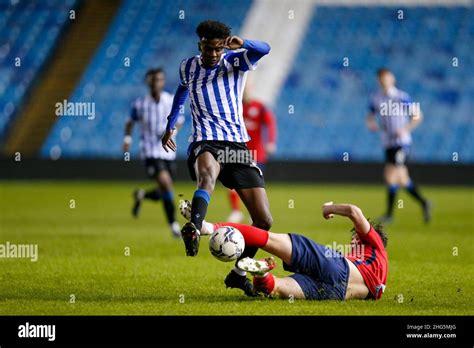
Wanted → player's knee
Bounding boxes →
[253,214,273,231]
[158,178,173,192]
[274,278,305,300]
[197,169,217,191]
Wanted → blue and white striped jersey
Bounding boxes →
[166,39,270,144]
[369,87,415,148]
[130,92,184,160]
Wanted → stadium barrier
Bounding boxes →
[1,159,472,185]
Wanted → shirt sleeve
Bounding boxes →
[166,84,189,131]
[225,39,271,71]
[166,94,185,128]
[368,96,377,113]
[400,91,412,104]
[130,100,139,121]
[179,59,188,86]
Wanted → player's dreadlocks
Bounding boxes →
[351,219,388,248]
[196,20,231,40]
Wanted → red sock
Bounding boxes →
[212,223,269,248]
[229,190,240,211]
[253,273,275,295]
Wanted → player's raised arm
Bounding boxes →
[241,38,271,61]
[322,203,371,235]
[225,36,270,71]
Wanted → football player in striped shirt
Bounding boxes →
[367,68,431,224]
[162,20,272,296]
[123,68,184,237]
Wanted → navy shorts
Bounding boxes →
[144,158,176,179]
[283,234,349,300]
[385,145,410,165]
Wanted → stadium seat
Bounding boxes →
[0,0,77,138]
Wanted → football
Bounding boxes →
[208,226,245,262]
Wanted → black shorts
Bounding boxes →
[187,141,265,190]
[144,158,176,179]
[385,146,410,165]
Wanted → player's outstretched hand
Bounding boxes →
[322,201,335,220]
[161,128,177,152]
[224,36,244,50]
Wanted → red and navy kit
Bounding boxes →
[346,226,388,300]
[243,100,277,164]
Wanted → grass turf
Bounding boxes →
[0,180,472,315]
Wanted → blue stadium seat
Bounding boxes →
[0,0,77,137]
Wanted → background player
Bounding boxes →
[367,68,431,224]
[181,201,388,300]
[227,81,277,223]
[123,68,183,237]
[161,20,273,296]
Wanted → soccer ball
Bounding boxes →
[209,226,245,262]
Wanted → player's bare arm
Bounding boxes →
[322,203,371,235]
[123,119,134,153]
[366,112,379,132]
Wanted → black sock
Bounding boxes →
[144,189,161,201]
[387,184,399,217]
[161,191,176,224]
[238,246,258,261]
[190,189,210,231]
[406,181,427,206]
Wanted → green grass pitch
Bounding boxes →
[0,180,472,315]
